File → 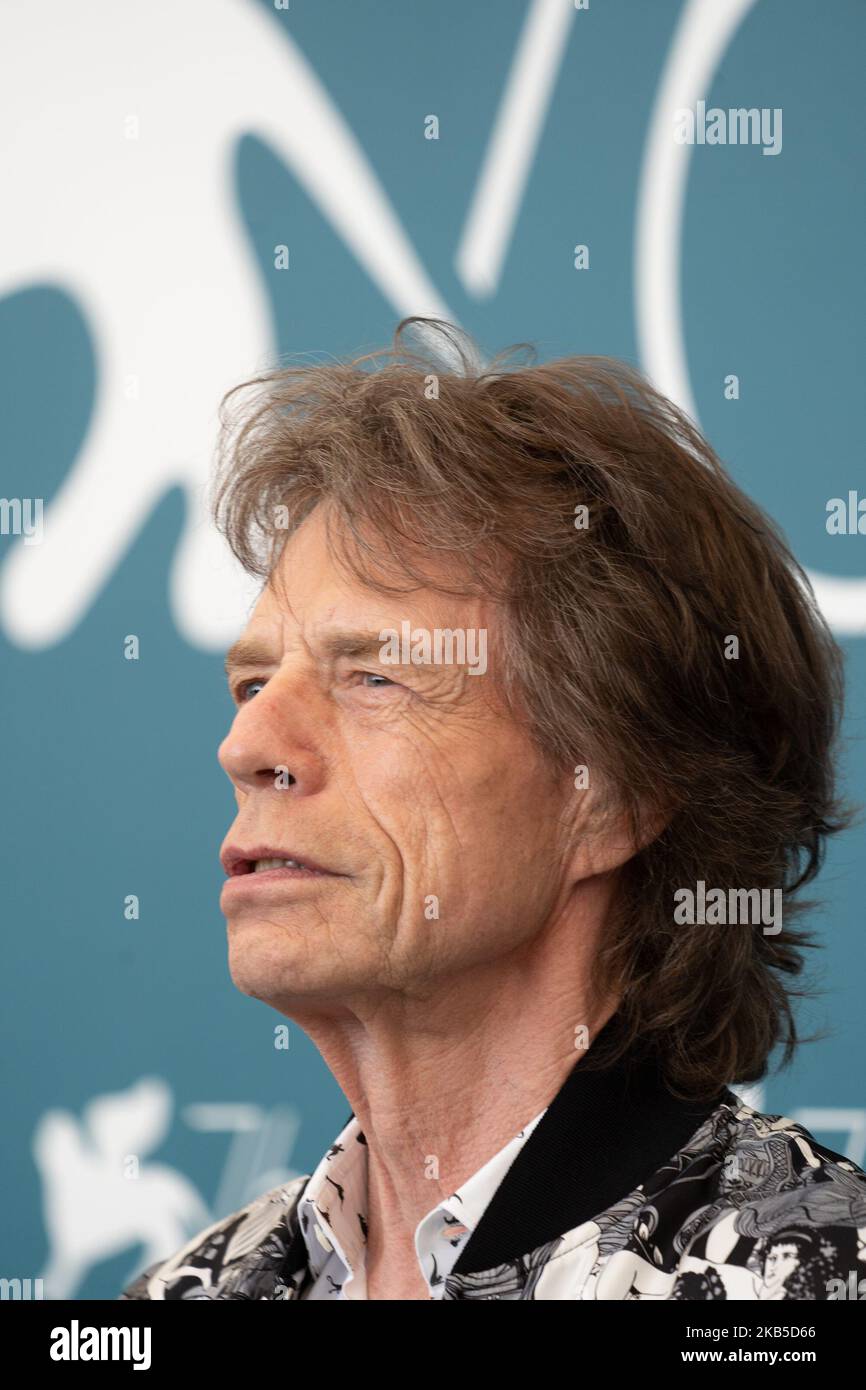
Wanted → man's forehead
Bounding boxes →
[258,551,489,629]
[225,571,494,675]
[269,503,488,617]
[225,510,495,667]
[250,572,383,636]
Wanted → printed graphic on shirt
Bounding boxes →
[119,1097,866,1301]
[442,1101,866,1300]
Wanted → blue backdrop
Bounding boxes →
[1,0,864,1299]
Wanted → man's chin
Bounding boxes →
[226,927,350,1005]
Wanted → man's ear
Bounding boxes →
[563,773,672,881]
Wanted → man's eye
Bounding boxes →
[236,678,266,702]
[359,671,396,688]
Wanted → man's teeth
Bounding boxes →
[253,857,307,872]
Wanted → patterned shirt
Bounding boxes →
[119,1010,866,1301]
[297,1108,547,1299]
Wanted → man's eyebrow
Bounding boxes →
[223,629,397,677]
[318,630,397,662]
[224,637,277,677]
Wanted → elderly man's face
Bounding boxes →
[217,505,587,1014]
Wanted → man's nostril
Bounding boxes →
[266,766,297,788]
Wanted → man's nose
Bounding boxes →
[217,675,325,798]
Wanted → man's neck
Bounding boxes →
[294,879,620,1297]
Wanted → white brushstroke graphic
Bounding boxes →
[0,0,453,650]
[635,0,865,634]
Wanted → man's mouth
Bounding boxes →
[252,856,313,873]
[246,856,335,878]
[220,845,342,878]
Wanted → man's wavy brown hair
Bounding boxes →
[213,318,853,1101]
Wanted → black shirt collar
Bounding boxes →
[453,1009,725,1273]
